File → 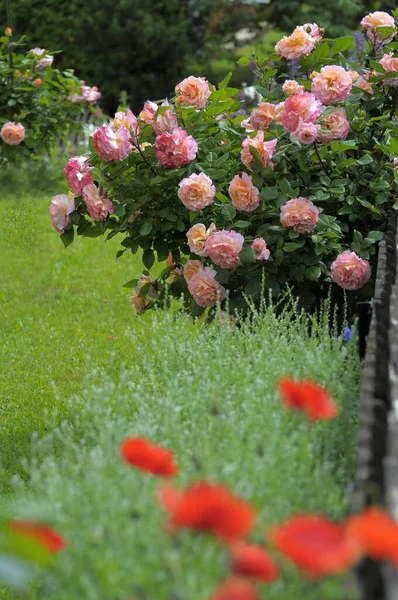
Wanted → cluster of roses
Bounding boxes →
[1,31,101,149]
[118,378,398,599]
[51,11,398,311]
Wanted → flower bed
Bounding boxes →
[50,10,398,316]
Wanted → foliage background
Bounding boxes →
[8,0,396,113]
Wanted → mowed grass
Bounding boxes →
[0,181,139,492]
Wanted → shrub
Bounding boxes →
[50,10,398,317]
[0,32,100,163]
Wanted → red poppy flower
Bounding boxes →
[268,514,360,578]
[210,578,258,600]
[230,543,279,582]
[278,378,338,421]
[9,521,66,553]
[120,437,178,477]
[158,481,255,543]
[346,506,398,566]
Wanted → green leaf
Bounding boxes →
[234,220,251,229]
[215,269,230,284]
[330,36,353,55]
[283,241,303,252]
[218,71,232,89]
[330,141,358,152]
[305,266,321,281]
[123,278,139,289]
[142,248,155,270]
[356,154,373,165]
[60,228,74,248]
[239,245,256,263]
[191,303,206,317]
[216,191,229,203]
[221,204,236,221]
[245,278,262,297]
[365,231,384,243]
[261,186,279,201]
[237,56,250,66]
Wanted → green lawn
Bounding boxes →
[0,176,361,599]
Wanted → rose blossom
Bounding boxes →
[274,102,285,124]
[331,251,371,290]
[282,80,305,96]
[183,259,203,283]
[188,267,226,307]
[361,11,396,43]
[228,173,260,212]
[393,158,398,170]
[178,173,215,211]
[252,237,270,261]
[280,197,319,234]
[81,82,101,104]
[291,121,320,144]
[356,75,373,94]
[155,127,198,168]
[241,131,278,171]
[82,182,114,221]
[175,76,211,108]
[302,23,322,42]
[348,70,360,82]
[0,121,25,145]
[63,155,92,195]
[379,52,398,87]
[317,108,350,143]
[280,92,323,133]
[186,223,216,256]
[205,230,244,269]
[33,78,42,86]
[112,109,139,141]
[130,275,158,313]
[93,124,132,162]
[49,193,75,233]
[152,100,178,135]
[275,26,316,60]
[311,66,352,104]
[249,103,276,130]
[30,48,54,70]
[139,100,158,124]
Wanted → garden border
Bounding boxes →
[351,210,397,600]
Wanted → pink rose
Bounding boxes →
[361,11,396,43]
[0,121,25,145]
[188,266,226,307]
[81,84,101,104]
[93,124,132,162]
[178,173,215,211]
[82,182,114,221]
[35,54,54,70]
[311,66,352,105]
[280,197,319,234]
[275,26,317,60]
[356,76,374,94]
[49,193,75,233]
[280,92,323,133]
[139,100,158,124]
[228,173,260,212]
[291,121,320,144]
[155,127,198,168]
[112,109,139,141]
[251,237,270,260]
[249,103,276,130]
[331,251,371,290]
[175,76,212,109]
[317,108,350,143]
[183,259,203,283]
[274,102,285,124]
[282,80,305,96]
[130,275,158,313]
[393,158,398,170]
[379,52,398,87]
[152,100,178,135]
[63,155,93,195]
[241,131,278,171]
[205,230,244,269]
[186,223,216,256]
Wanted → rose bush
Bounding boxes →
[0,31,101,163]
[51,10,398,315]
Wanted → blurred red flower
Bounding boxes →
[346,506,398,566]
[278,378,338,421]
[9,521,66,553]
[269,514,360,578]
[120,437,178,477]
[210,578,258,600]
[158,481,255,543]
[230,543,279,582]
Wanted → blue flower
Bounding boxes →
[343,327,352,342]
